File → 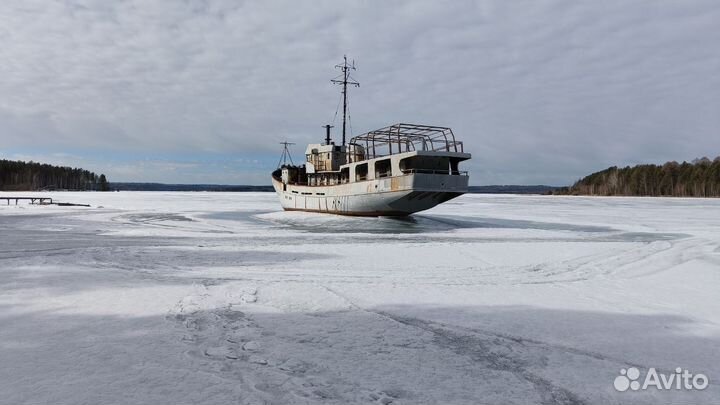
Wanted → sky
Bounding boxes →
[1,0,719,186]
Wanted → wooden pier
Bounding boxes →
[1,197,53,205]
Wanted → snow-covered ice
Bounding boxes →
[1,191,719,404]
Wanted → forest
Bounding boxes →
[0,159,109,191]
[556,157,720,197]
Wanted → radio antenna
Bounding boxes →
[331,55,359,145]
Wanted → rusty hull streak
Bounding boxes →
[391,177,401,192]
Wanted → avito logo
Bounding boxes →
[614,367,709,392]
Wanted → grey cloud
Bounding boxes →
[0,0,719,184]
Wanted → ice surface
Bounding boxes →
[1,192,719,404]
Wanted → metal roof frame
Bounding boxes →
[349,123,464,160]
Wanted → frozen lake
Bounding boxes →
[1,192,719,404]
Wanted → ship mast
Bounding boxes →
[331,55,359,145]
[277,141,295,167]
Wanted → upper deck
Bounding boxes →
[305,123,470,175]
[289,123,471,188]
[348,123,466,162]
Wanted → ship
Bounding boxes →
[271,56,471,216]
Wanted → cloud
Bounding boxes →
[0,0,719,184]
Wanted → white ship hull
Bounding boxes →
[272,171,468,216]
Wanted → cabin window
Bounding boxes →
[375,159,392,178]
[400,156,450,174]
[340,167,349,183]
[355,163,368,181]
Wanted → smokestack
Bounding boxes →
[323,124,333,145]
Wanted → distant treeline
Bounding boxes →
[556,157,720,197]
[112,182,274,192]
[468,185,559,194]
[0,159,109,191]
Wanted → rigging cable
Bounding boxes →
[331,91,342,126]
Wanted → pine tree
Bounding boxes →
[98,174,110,192]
